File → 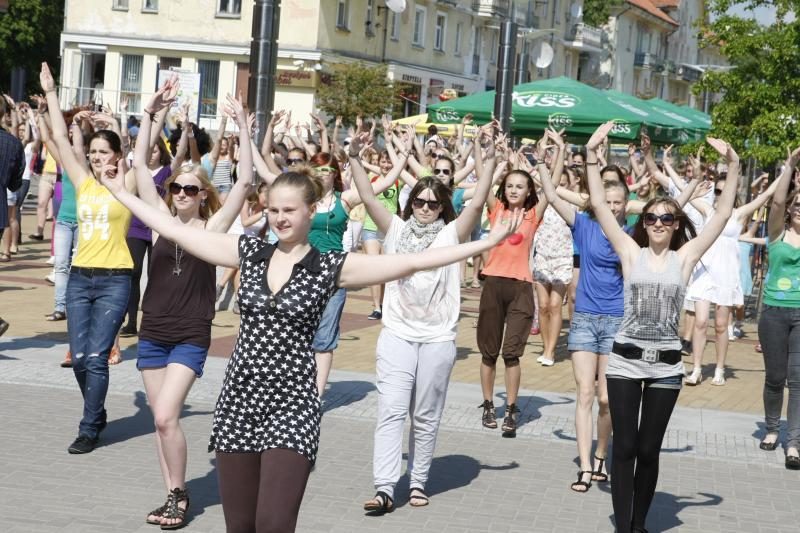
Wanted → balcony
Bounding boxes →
[473,0,509,18]
[634,52,665,72]
[677,64,701,82]
[663,59,677,76]
[564,23,603,53]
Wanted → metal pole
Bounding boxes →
[515,40,528,85]
[249,0,281,149]
[494,19,518,135]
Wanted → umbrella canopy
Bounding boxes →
[392,113,478,137]
[428,77,698,144]
[605,90,708,144]
[647,98,712,130]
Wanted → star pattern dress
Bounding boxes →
[208,235,347,464]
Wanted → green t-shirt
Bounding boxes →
[309,192,348,252]
[57,172,77,224]
[363,180,399,232]
[625,191,639,228]
[763,237,800,307]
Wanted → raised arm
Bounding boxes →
[170,104,191,171]
[767,147,800,242]
[347,136,394,234]
[736,172,782,223]
[586,122,639,268]
[338,208,523,288]
[681,138,740,275]
[533,129,566,223]
[135,78,179,211]
[310,113,329,154]
[208,115,228,171]
[640,134,672,191]
[538,156,577,227]
[40,62,91,189]
[259,110,285,176]
[456,140,495,241]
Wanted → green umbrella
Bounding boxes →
[647,98,712,131]
[605,90,708,144]
[428,77,690,144]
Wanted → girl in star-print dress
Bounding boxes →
[100,161,525,532]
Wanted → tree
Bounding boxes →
[317,62,399,125]
[697,0,800,165]
[0,0,65,96]
[582,0,623,28]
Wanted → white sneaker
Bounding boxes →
[540,357,555,367]
[46,256,55,265]
[728,324,736,341]
[45,269,55,285]
[711,367,726,386]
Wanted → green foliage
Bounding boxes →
[697,0,800,165]
[582,0,623,28]
[317,62,399,125]
[0,0,65,95]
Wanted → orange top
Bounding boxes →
[481,203,539,283]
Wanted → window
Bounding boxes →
[390,12,400,40]
[336,0,349,30]
[365,0,374,35]
[120,54,143,113]
[142,0,158,12]
[490,31,498,63]
[198,59,220,117]
[413,7,426,47]
[158,57,181,71]
[217,0,241,16]
[627,22,633,51]
[113,0,129,10]
[434,13,446,51]
[471,26,481,75]
[454,22,462,55]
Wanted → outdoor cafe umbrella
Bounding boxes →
[427,77,698,144]
[392,113,479,137]
[605,90,709,144]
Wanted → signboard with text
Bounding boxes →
[157,68,202,123]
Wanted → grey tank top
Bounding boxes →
[606,248,686,380]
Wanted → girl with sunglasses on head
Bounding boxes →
[41,63,136,456]
[350,130,496,512]
[584,122,739,533]
[683,169,781,386]
[130,81,257,529]
[100,153,522,533]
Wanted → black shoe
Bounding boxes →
[501,403,519,438]
[28,233,44,241]
[68,435,98,454]
[0,318,9,337]
[119,324,138,337]
[681,338,692,356]
[786,455,800,470]
[367,309,382,320]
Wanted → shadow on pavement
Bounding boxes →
[185,458,220,522]
[595,487,722,532]
[495,392,574,430]
[322,380,376,413]
[100,390,213,447]
[0,331,69,351]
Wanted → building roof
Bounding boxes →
[652,0,680,8]
[627,0,679,26]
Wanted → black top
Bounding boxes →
[0,128,25,229]
[139,235,216,348]
[208,235,347,463]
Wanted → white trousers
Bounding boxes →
[373,329,457,499]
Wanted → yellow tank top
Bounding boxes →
[72,178,133,269]
[43,150,58,175]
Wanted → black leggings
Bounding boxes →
[125,237,151,328]
[607,378,680,533]
[216,448,311,533]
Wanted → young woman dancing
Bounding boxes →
[757,147,800,468]
[585,122,739,533]
[351,131,495,512]
[133,81,256,529]
[41,62,135,455]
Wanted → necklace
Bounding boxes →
[318,192,335,234]
[174,242,184,276]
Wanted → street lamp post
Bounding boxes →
[249,0,282,149]
[494,19,518,134]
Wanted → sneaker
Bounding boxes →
[479,400,497,429]
[530,319,540,336]
[728,325,737,341]
[733,326,744,339]
[711,367,726,386]
[60,350,72,368]
[501,404,519,438]
[67,435,98,454]
[46,256,55,265]
[367,309,382,320]
[119,324,138,337]
[45,270,55,284]
[540,357,555,367]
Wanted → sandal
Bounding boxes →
[570,471,593,493]
[0,252,10,263]
[408,487,430,507]
[760,433,780,451]
[145,498,170,525]
[45,311,66,321]
[108,347,122,365]
[501,403,519,438]
[592,455,609,482]
[363,491,394,514]
[479,400,497,429]
[684,368,702,386]
[710,368,726,386]
[160,487,190,530]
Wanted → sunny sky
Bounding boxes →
[726,3,795,24]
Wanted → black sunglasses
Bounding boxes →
[433,168,452,176]
[286,157,304,165]
[411,198,442,210]
[431,153,446,159]
[643,213,676,226]
[169,183,204,197]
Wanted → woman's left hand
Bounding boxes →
[100,160,126,194]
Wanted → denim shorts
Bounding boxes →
[312,288,347,352]
[361,229,384,243]
[137,338,209,377]
[609,374,684,390]
[568,311,623,354]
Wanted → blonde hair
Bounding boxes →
[164,163,221,219]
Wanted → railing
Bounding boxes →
[472,0,510,18]
[565,23,603,50]
[678,65,701,82]
[634,52,665,72]
[663,59,677,76]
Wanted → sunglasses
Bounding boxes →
[315,166,336,173]
[643,213,676,226]
[286,158,304,165]
[411,198,442,210]
[169,183,204,197]
[431,153,446,159]
[433,168,451,176]
[714,188,723,196]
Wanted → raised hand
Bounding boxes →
[39,63,56,93]
[587,121,615,151]
[639,132,652,155]
[488,208,524,244]
[706,137,738,163]
[119,96,129,113]
[99,160,126,194]
[146,74,180,114]
[246,112,257,135]
[310,112,324,132]
[347,132,370,157]
[222,93,246,128]
[268,109,286,128]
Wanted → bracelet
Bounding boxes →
[586,161,599,166]
[144,109,157,121]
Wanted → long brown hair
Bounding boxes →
[631,197,696,250]
[164,163,221,220]
[309,152,343,192]
[402,177,457,224]
[495,169,537,211]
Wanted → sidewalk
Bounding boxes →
[1,336,799,532]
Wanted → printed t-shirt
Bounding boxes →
[381,216,461,343]
[72,178,133,269]
[481,203,539,283]
[363,177,399,232]
[571,213,624,316]
[763,236,800,307]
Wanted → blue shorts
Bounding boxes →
[137,339,209,377]
[216,183,233,194]
[361,229,384,243]
[608,374,683,390]
[312,288,347,352]
[568,311,623,354]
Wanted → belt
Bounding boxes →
[71,266,133,277]
[612,342,681,365]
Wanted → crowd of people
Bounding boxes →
[1,62,799,533]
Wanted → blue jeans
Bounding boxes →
[568,311,624,354]
[311,288,347,352]
[54,220,79,313]
[66,270,131,439]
